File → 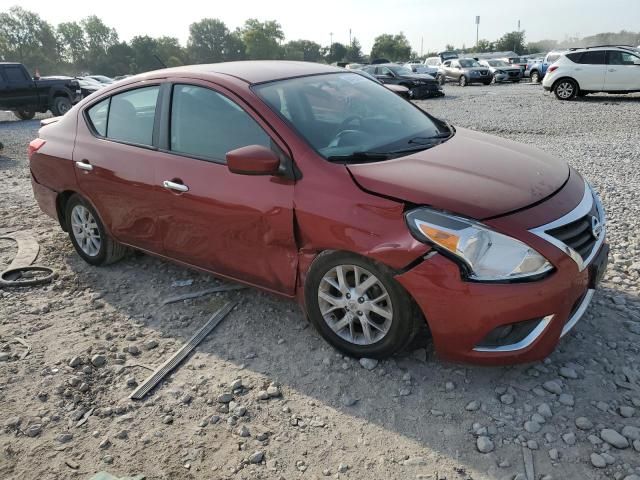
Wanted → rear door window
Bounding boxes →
[169,84,270,162]
[106,86,159,146]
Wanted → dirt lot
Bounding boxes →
[1,83,640,480]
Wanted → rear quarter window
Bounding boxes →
[86,98,110,136]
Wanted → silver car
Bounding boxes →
[479,60,522,83]
[404,63,445,85]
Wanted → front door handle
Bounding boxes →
[163,180,189,193]
[608,68,617,72]
[75,160,93,171]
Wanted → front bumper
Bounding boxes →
[468,74,493,83]
[410,84,444,99]
[396,180,607,365]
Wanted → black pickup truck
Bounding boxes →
[0,63,82,120]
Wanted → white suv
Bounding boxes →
[542,46,640,100]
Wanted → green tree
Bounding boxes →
[58,21,86,66]
[345,38,363,62]
[156,36,186,65]
[188,18,231,63]
[370,33,412,61]
[104,42,134,76]
[325,42,347,63]
[494,30,526,54]
[241,19,284,59]
[130,35,162,73]
[81,15,118,72]
[283,39,322,62]
[0,6,60,73]
[474,39,494,52]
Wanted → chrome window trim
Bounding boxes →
[529,181,606,272]
[560,289,595,337]
[473,315,553,353]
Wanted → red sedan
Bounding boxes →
[28,61,608,364]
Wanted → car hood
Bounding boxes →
[347,127,569,219]
[398,74,438,83]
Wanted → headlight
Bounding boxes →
[497,70,505,74]
[405,208,553,281]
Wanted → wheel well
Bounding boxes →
[56,190,76,231]
[552,77,580,91]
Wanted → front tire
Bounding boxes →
[304,251,421,359]
[13,109,36,120]
[65,194,128,266]
[458,75,467,87]
[51,96,72,116]
[553,79,579,100]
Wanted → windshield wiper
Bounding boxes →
[327,151,393,163]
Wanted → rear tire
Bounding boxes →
[553,78,579,100]
[65,194,128,266]
[13,109,36,120]
[458,75,467,87]
[304,251,421,359]
[51,96,72,116]
[530,71,540,83]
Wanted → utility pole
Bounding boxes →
[329,32,333,59]
[349,29,352,46]
[475,16,480,50]
[421,36,424,57]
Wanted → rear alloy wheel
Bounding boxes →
[51,96,72,116]
[305,252,421,359]
[13,109,36,120]
[437,74,445,86]
[530,71,540,83]
[458,75,468,87]
[553,79,578,100]
[65,194,128,266]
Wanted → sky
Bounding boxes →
[3,0,640,53]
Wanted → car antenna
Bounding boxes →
[154,54,167,68]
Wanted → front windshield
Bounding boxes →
[254,73,449,162]
[459,59,481,68]
[488,60,509,67]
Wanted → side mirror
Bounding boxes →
[226,145,280,176]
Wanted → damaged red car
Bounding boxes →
[29,61,608,364]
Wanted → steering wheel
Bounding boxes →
[328,116,365,148]
[338,115,363,131]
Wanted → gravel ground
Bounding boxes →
[1,83,640,480]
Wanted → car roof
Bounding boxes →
[135,60,343,85]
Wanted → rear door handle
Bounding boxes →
[75,160,93,171]
[163,180,189,193]
[608,68,617,72]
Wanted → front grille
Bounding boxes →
[508,71,519,76]
[546,203,599,262]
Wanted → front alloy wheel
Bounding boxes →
[318,265,393,345]
[304,252,421,359]
[553,79,578,100]
[458,75,467,87]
